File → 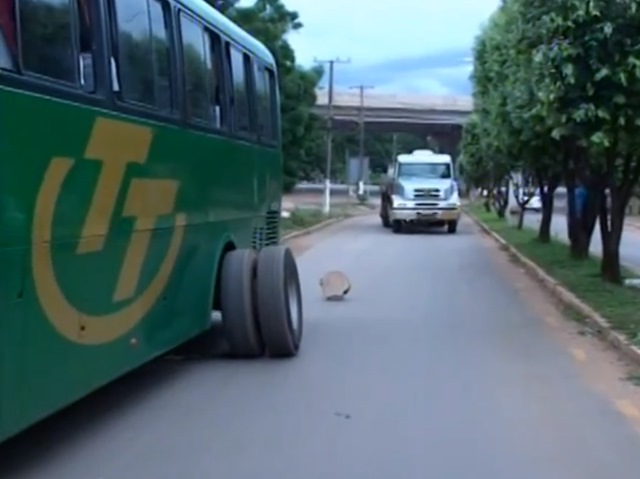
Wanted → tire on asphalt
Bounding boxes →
[255,245,303,358]
[380,203,391,228]
[220,248,265,358]
[447,220,458,234]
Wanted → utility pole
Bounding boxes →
[314,57,350,215]
[391,133,398,160]
[349,84,374,197]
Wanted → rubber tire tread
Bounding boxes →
[255,245,303,357]
[220,249,264,358]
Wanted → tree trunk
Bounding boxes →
[565,175,598,259]
[565,180,587,259]
[483,195,491,212]
[538,193,554,243]
[517,206,525,229]
[535,170,559,244]
[600,243,622,284]
[496,182,509,219]
[599,190,625,284]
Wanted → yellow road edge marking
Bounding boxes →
[570,348,587,362]
[615,400,640,420]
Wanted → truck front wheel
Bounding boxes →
[381,204,391,228]
[447,221,458,234]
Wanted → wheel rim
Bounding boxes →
[287,274,302,336]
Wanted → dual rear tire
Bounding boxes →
[220,245,303,359]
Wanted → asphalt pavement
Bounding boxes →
[3,215,640,478]
[522,212,640,271]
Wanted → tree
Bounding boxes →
[468,0,640,284]
[532,0,640,282]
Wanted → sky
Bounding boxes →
[272,0,500,96]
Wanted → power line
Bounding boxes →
[314,57,351,215]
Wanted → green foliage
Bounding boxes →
[216,0,324,192]
[465,0,640,284]
[460,114,490,188]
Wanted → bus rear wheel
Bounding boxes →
[255,245,303,358]
[220,249,265,358]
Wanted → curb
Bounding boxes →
[464,210,640,366]
[281,216,346,242]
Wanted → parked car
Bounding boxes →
[524,194,542,212]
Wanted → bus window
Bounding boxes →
[0,0,16,70]
[110,0,172,110]
[180,13,210,123]
[77,0,95,91]
[19,0,76,83]
[0,24,12,70]
[265,67,277,141]
[149,0,171,111]
[205,29,225,129]
[227,44,250,134]
[253,61,271,141]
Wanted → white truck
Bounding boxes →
[379,150,461,233]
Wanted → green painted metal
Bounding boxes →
[0,82,282,441]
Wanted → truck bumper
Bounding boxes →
[389,207,461,223]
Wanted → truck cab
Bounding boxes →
[379,151,461,233]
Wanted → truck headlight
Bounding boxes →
[445,191,460,207]
[391,195,411,208]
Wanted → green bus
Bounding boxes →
[0,0,304,443]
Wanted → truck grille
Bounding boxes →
[413,188,441,199]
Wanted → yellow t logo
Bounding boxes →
[75,117,180,301]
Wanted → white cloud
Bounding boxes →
[378,64,474,95]
[236,0,498,94]
[284,0,499,68]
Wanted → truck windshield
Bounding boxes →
[398,163,451,179]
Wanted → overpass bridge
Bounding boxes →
[312,89,474,155]
[312,89,473,133]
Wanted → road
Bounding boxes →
[522,212,640,271]
[4,215,640,478]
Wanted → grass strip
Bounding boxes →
[466,202,640,346]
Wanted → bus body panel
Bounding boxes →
[0,84,282,442]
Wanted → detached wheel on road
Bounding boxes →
[447,221,458,234]
[255,245,303,357]
[220,249,265,358]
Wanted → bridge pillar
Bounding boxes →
[430,127,462,159]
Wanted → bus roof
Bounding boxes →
[177,0,276,66]
[397,153,452,164]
